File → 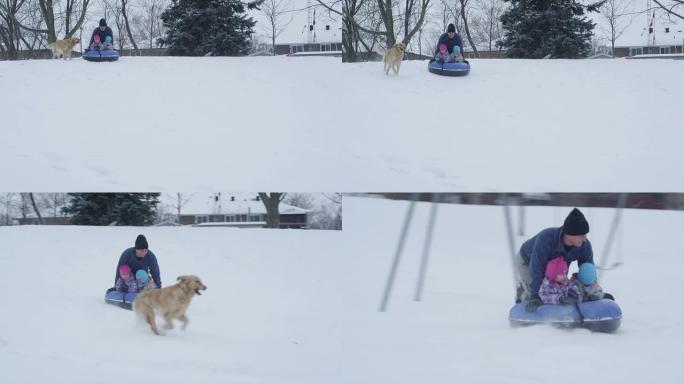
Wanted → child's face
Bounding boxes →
[554,274,566,283]
[121,271,131,280]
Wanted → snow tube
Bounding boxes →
[509,298,622,333]
[83,49,119,62]
[428,59,470,76]
[104,288,139,310]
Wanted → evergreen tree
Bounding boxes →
[499,0,603,58]
[159,0,264,56]
[63,193,160,226]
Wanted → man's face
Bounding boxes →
[99,26,106,31]
[447,31,455,39]
[135,249,148,258]
[562,234,587,247]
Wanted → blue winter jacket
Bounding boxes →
[90,26,114,47]
[435,32,464,55]
[520,227,593,299]
[115,247,162,288]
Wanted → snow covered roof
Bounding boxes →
[594,3,684,47]
[288,51,342,57]
[173,194,312,216]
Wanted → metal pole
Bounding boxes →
[502,194,519,288]
[379,194,418,312]
[518,205,525,237]
[598,193,629,282]
[414,194,440,302]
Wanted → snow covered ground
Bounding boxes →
[1,196,683,383]
[1,56,683,191]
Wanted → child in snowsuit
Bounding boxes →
[434,43,451,63]
[571,263,604,301]
[538,256,582,305]
[135,269,158,291]
[115,265,139,293]
[90,34,103,51]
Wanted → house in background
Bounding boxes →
[15,216,70,225]
[273,17,342,57]
[609,6,684,57]
[177,194,312,229]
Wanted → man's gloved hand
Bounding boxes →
[559,290,579,305]
[525,296,543,312]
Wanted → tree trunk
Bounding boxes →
[272,25,276,55]
[28,193,44,224]
[259,193,283,228]
[459,0,477,56]
[122,0,138,54]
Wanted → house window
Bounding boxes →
[630,48,642,56]
[660,46,670,54]
[225,215,235,222]
[289,45,304,54]
[241,214,247,222]
[195,215,209,224]
[320,44,331,52]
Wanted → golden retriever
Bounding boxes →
[383,42,406,75]
[47,36,80,59]
[133,275,207,335]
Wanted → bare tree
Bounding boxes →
[26,193,44,224]
[0,193,18,225]
[261,0,292,55]
[3,0,91,42]
[310,193,342,230]
[458,0,478,55]
[36,193,68,217]
[0,0,25,59]
[167,193,192,223]
[121,0,138,53]
[103,0,126,50]
[331,0,429,58]
[258,193,285,228]
[373,0,431,46]
[284,193,315,209]
[136,0,165,48]
[476,0,503,51]
[599,0,634,56]
[653,0,684,20]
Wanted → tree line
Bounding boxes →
[337,0,684,62]
[0,192,342,230]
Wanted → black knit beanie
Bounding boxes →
[135,234,148,250]
[447,23,456,33]
[563,208,589,235]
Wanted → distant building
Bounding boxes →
[177,194,312,229]
[15,216,70,225]
[610,7,684,57]
[274,42,343,56]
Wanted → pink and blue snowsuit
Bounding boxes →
[538,256,582,304]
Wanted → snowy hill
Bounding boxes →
[1,56,683,191]
[1,196,683,383]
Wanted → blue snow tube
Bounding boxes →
[104,288,139,310]
[428,59,470,76]
[83,49,119,62]
[509,299,622,333]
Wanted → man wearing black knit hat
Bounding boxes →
[114,234,162,290]
[435,23,464,62]
[88,18,114,51]
[513,208,593,312]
